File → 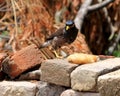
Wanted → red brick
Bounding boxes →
[0,53,8,80]
[2,44,44,78]
[0,53,7,68]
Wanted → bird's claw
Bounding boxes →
[53,50,63,59]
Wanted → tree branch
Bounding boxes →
[74,0,93,30]
[88,0,114,12]
[0,35,10,40]
[97,0,115,40]
[108,31,120,55]
[74,0,114,31]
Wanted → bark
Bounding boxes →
[74,0,92,31]
[88,0,114,12]
[74,0,114,31]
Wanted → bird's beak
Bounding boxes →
[66,26,70,30]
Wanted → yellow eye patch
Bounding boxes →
[66,26,70,30]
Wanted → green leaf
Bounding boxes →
[113,50,120,57]
[2,31,9,36]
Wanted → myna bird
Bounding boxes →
[39,20,78,58]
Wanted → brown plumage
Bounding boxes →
[39,20,78,50]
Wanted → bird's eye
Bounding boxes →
[66,26,70,30]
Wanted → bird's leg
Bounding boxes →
[53,49,63,59]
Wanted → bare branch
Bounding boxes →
[0,35,10,40]
[74,0,93,30]
[108,31,120,55]
[88,0,114,12]
[97,0,115,40]
[74,0,114,31]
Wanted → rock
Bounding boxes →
[71,58,120,91]
[98,69,120,96]
[0,81,37,96]
[60,89,100,96]
[41,59,78,87]
[18,70,41,80]
[36,81,66,96]
[2,44,44,78]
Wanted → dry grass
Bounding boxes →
[0,0,54,52]
[0,0,119,55]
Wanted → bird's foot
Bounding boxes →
[53,50,63,59]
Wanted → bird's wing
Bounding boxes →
[46,28,64,41]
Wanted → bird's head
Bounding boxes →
[65,20,75,31]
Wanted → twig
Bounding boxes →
[0,1,12,12]
[108,31,120,55]
[11,0,18,38]
[0,1,6,7]
[0,35,10,40]
[97,0,115,40]
[7,0,19,53]
[88,0,114,12]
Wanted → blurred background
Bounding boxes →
[0,0,119,57]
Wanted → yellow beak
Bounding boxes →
[66,26,69,30]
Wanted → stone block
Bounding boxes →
[36,81,65,96]
[60,89,100,96]
[41,59,78,87]
[0,81,37,96]
[71,58,120,91]
[18,70,41,80]
[98,69,120,96]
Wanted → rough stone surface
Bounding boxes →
[0,81,37,96]
[41,59,78,87]
[60,89,100,96]
[36,81,66,96]
[71,58,120,91]
[98,69,120,96]
[18,70,41,80]
[2,44,44,78]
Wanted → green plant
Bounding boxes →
[113,44,120,57]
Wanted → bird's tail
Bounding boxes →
[39,40,52,49]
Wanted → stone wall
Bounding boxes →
[0,58,120,96]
